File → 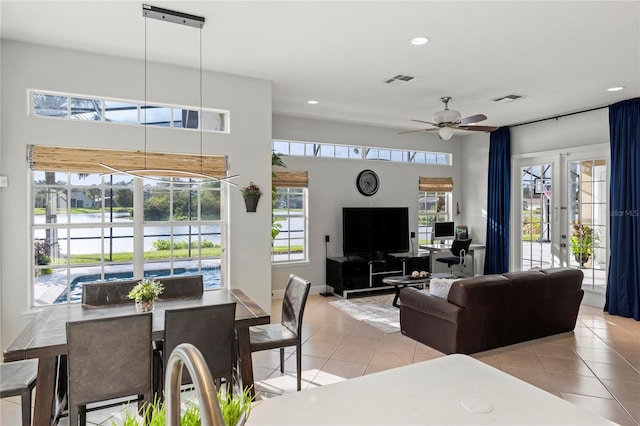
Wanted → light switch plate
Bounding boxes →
[0,176,7,187]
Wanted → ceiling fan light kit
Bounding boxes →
[401,96,499,139]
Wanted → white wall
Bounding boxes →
[0,40,273,349]
[271,115,465,293]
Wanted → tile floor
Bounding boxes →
[2,294,639,425]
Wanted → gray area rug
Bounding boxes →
[329,294,400,333]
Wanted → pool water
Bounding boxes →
[55,267,221,304]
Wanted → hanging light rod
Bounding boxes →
[142,4,205,28]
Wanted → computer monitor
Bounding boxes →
[433,221,456,242]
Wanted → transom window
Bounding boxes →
[31,90,229,133]
[273,139,452,166]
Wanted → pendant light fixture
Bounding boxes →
[99,4,237,186]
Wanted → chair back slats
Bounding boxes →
[66,313,153,411]
[281,274,312,335]
[163,302,236,387]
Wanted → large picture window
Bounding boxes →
[32,171,225,306]
[417,177,454,246]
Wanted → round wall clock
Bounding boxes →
[356,169,379,196]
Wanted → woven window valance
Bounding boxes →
[27,145,228,178]
[272,171,309,188]
[419,176,453,192]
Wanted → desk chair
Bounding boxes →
[159,302,237,396]
[249,274,311,391]
[0,359,38,426]
[436,238,472,276]
[66,313,153,426]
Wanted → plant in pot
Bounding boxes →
[570,222,598,267]
[241,182,262,212]
[128,278,164,312]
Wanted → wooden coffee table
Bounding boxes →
[382,275,430,307]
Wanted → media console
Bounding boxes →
[326,255,430,297]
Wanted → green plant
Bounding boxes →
[127,278,164,302]
[116,388,252,426]
[240,182,262,197]
[570,222,599,262]
[271,151,286,240]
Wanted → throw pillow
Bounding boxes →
[430,278,457,299]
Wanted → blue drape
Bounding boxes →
[605,97,640,320]
[484,126,511,274]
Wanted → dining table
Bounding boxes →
[3,288,270,426]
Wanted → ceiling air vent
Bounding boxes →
[491,94,529,103]
[384,74,416,86]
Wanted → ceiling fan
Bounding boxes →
[400,97,498,140]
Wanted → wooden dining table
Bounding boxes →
[3,288,270,426]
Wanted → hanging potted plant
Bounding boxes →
[128,278,164,312]
[241,182,262,213]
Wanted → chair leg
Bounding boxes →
[20,389,31,426]
[279,348,285,374]
[68,405,78,426]
[296,343,302,391]
[79,404,87,426]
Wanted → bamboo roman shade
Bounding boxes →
[28,145,228,178]
[419,177,454,192]
[272,171,309,188]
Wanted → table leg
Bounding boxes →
[33,356,56,426]
[236,327,255,398]
[392,285,403,308]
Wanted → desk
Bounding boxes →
[3,289,269,426]
[420,243,486,276]
[247,354,612,425]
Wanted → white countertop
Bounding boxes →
[247,354,613,425]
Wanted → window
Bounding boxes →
[31,166,226,306]
[417,177,454,246]
[272,139,452,165]
[31,90,229,133]
[272,171,309,263]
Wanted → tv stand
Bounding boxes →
[326,255,430,298]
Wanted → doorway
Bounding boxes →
[513,148,609,304]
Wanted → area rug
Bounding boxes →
[329,294,400,333]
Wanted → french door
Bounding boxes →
[513,148,609,300]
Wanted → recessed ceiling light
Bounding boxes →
[307,100,319,105]
[410,36,429,46]
[607,86,625,92]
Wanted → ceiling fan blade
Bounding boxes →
[411,119,439,126]
[398,128,437,135]
[457,125,499,132]
[460,114,487,125]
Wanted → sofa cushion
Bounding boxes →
[430,278,457,299]
[447,275,511,308]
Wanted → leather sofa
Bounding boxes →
[399,268,584,354]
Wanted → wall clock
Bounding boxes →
[356,169,379,196]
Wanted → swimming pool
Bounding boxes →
[54,267,221,304]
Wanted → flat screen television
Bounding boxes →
[342,207,409,258]
[433,221,456,239]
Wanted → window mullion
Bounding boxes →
[133,177,145,279]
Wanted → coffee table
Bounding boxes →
[382,275,430,307]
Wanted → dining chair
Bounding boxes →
[0,359,38,426]
[66,313,153,426]
[158,302,237,396]
[249,274,311,391]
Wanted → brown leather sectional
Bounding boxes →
[399,268,584,354]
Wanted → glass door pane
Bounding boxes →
[520,163,557,270]
[567,158,608,293]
